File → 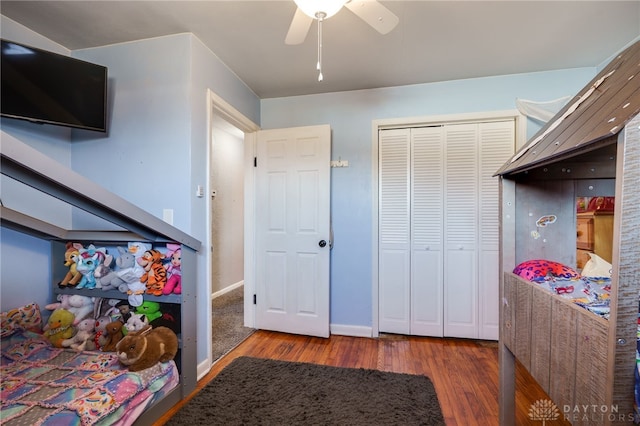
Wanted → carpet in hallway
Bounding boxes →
[211,285,254,362]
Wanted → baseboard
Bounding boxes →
[211,280,244,300]
[197,359,212,381]
[330,323,373,338]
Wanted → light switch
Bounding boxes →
[163,209,174,225]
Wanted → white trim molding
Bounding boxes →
[211,280,245,300]
[330,324,373,338]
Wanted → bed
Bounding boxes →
[0,305,179,426]
[0,134,202,425]
[497,40,640,425]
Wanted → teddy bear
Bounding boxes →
[115,326,178,372]
[61,318,96,351]
[44,308,75,348]
[137,249,167,296]
[162,244,182,295]
[58,242,83,288]
[101,320,125,352]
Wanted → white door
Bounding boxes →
[410,127,444,336]
[255,125,331,338]
[443,123,479,338]
[378,128,411,334]
[378,126,446,337]
[378,119,514,340]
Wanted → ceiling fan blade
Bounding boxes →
[285,7,314,45]
[345,0,399,35]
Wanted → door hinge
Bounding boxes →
[253,294,257,305]
[254,157,257,167]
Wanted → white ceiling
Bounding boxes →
[1,1,639,99]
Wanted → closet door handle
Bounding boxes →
[318,240,327,248]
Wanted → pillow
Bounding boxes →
[0,303,42,337]
[581,252,613,278]
[513,259,580,282]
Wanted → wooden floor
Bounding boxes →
[156,330,570,425]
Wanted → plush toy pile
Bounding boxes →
[25,291,181,372]
[56,241,182,307]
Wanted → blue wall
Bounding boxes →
[1,12,611,363]
[0,17,261,368]
[261,68,595,328]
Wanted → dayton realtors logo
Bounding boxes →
[528,399,560,424]
[562,404,634,423]
[529,399,636,424]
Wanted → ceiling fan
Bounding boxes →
[285,0,399,81]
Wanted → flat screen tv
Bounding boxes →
[1,39,107,132]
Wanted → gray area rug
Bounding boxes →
[212,286,254,362]
[166,356,446,426]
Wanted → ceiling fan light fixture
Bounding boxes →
[294,0,346,19]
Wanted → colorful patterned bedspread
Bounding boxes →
[0,330,178,426]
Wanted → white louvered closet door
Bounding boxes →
[378,120,514,339]
[410,127,445,336]
[443,123,480,338]
[378,128,411,334]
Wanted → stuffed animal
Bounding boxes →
[124,313,149,334]
[99,244,149,306]
[135,301,162,323]
[127,281,147,308]
[99,246,139,292]
[76,252,101,289]
[138,249,167,296]
[45,294,95,325]
[62,318,96,351]
[58,242,83,288]
[79,244,107,263]
[94,315,112,350]
[94,254,114,289]
[162,244,182,295]
[127,243,153,306]
[45,309,75,347]
[115,300,132,323]
[116,326,178,372]
[101,320,125,352]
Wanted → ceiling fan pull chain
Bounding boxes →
[317,14,324,82]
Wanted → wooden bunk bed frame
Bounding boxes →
[497,40,640,425]
[0,132,202,425]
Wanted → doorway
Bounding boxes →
[210,115,249,361]
[207,90,260,364]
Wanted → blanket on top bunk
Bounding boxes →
[0,330,178,426]
[513,258,612,319]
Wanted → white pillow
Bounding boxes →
[581,252,612,278]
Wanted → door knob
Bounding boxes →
[319,240,327,248]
